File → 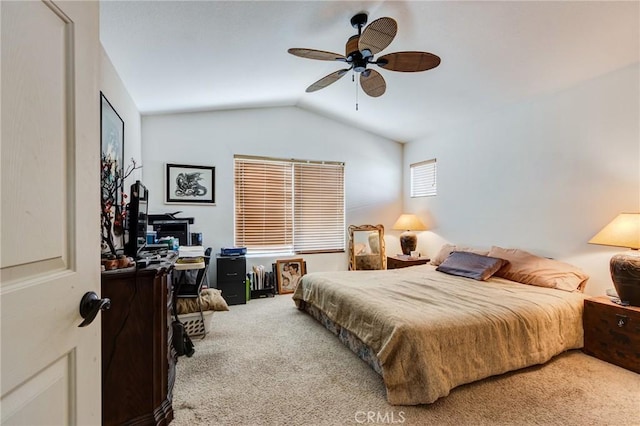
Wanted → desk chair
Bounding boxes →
[175,247,212,338]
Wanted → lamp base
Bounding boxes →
[399,231,417,256]
[610,251,640,306]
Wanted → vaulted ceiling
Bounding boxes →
[100,1,639,143]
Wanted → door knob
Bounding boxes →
[78,291,111,327]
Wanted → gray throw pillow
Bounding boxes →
[436,251,506,281]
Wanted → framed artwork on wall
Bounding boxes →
[100,92,124,168]
[100,92,125,253]
[165,163,215,204]
[275,258,306,294]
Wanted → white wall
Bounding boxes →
[99,46,142,254]
[99,47,142,185]
[404,64,640,297]
[142,106,403,279]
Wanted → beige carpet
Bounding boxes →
[172,294,640,425]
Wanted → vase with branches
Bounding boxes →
[101,154,142,257]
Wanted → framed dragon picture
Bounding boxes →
[165,163,215,205]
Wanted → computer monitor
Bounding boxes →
[153,220,190,246]
[124,180,149,257]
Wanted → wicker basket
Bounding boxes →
[178,310,214,337]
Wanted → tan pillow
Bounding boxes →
[200,288,230,311]
[488,246,589,292]
[431,244,489,266]
[176,288,229,314]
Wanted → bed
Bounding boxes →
[292,247,589,405]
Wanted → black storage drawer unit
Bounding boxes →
[216,255,246,305]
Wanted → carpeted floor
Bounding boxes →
[172,294,640,425]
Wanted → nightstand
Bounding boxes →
[387,255,430,270]
[583,296,640,373]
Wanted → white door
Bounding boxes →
[1,1,101,424]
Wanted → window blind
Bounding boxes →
[411,159,437,197]
[234,158,293,254]
[234,156,345,255]
[294,162,345,253]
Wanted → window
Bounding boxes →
[410,159,437,197]
[234,155,345,255]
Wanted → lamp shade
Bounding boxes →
[392,214,427,231]
[588,213,640,249]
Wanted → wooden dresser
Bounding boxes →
[583,296,640,373]
[101,262,176,425]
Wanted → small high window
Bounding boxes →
[410,159,437,197]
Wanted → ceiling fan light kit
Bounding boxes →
[288,12,440,100]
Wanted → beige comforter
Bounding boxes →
[292,265,585,405]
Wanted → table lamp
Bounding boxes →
[392,214,427,255]
[588,212,640,306]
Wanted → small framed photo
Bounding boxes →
[165,163,215,204]
[276,258,306,294]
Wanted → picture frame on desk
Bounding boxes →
[165,163,215,205]
[275,258,306,294]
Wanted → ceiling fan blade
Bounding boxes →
[360,69,386,97]
[288,48,346,62]
[306,69,350,93]
[359,17,397,55]
[376,51,441,72]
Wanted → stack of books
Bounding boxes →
[175,246,205,270]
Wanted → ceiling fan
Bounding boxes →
[288,12,441,98]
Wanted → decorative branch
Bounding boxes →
[101,155,142,256]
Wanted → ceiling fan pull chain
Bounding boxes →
[355,71,359,111]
